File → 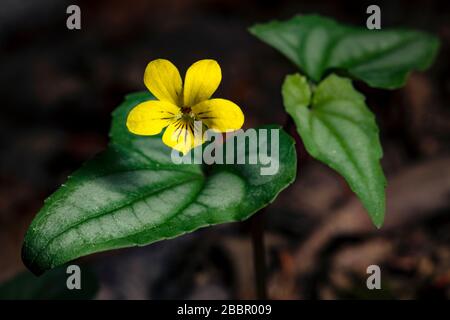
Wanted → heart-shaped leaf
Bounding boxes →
[282,73,386,226]
[22,93,296,274]
[250,14,439,89]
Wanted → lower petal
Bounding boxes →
[192,98,244,132]
[126,100,180,135]
[162,120,205,155]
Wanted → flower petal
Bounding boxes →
[162,120,204,155]
[183,59,222,107]
[144,59,182,105]
[126,100,180,135]
[192,98,244,132]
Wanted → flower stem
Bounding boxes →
[250,210,267,299]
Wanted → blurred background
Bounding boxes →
[0,0,449,299]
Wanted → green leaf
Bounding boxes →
[0,267,98,300]
[22,93,297,274]
[282,73,386,227]
[250,14,439,89]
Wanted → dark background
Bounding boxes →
[0,0,449,299]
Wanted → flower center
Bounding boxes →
[178,106,196,123]
[181,106,192,114]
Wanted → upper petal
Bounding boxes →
[144,59,182,105]
[162,119,205,155]
[192,98,244,132]
[183,59,222,107]
[126,100,180,135]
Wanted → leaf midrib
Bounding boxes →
[312,109,371,192]
[49,176,207,269]
[28,173,203,268]
[341,34,417,70]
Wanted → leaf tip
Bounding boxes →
[21,242,44,277]
[373,217,384,229]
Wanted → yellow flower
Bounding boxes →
[126,59,245,154]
